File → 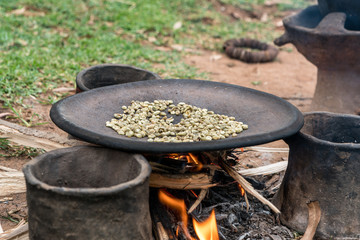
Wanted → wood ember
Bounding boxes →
[150,190,184,240]
[154,221,172,240]
[188,189,208,214]
[150,149,293,239]
[152,180,295,240]
[203,151,281,214]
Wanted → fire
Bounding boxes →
[158,153,218,239]
[193,209,219,240]
[238,184,245,196]
[187,153,203,171]
[158,190,192,239]
[166,153,203,171]
[159,189,220,240]
[166,153,186,160]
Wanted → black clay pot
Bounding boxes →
[274,5,360,114]
[75,64,161,92]
[23,146,152,240]
[318,0,360,29]
[273,112,360,239]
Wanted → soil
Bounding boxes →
[185,47,316,113]
[0,3,318,238]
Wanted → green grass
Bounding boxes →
[277,0,315,11]
[219,0,314,11]
[0,138,44,158]
[0,0,312,112]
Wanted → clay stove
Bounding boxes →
[23,146,153,240]
[275,0,360,114]
[273,112,360,239]
[48,79,303,239]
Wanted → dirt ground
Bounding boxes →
[0,4,318,234]
[186,47,317,111]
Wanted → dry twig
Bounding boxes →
[204,151,281,214]
[245,146,289,153]
[0,166,18,172]
[0,221,28,240]
[301,201,321,240]
[155,222,170,240]
[238,161,288,176]
[0,119,85,151]
[219,159,280,214]
[188,188,208,214]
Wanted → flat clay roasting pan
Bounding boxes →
[50,79,303,153]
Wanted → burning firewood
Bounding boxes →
[154,222,171,240]
[219,159,280,214]
[0,119,288,239]
[188,188,209,214]
[203,151,281,214]
[149,172,218,190]
[151,194,177,240]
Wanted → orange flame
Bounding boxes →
[166,153,203,172]
[158,190,192,239]
[187,153,203,171]
[193,209,219,240]
[167,153,186,160]
[159,190,220,240]
[238,184,245,196]
[190,190,198,198]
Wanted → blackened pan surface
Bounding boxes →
[50,79,303,153]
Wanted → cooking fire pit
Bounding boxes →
[49,79,304,238]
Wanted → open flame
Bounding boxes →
[159,189,219,240]
[238,184,245,196]
[158,190,192,239]
[166,153,203,171]
[193,209,219,240]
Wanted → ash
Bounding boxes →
[154,172,298,240]
[191,178,296,240]
[151,149,299,239]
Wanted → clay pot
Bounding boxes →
[318,0,360,29]
[274,5,360,114]
[273,112,360,239]
[76,64,161,92]
[23,146,152,240]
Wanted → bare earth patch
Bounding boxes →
[185,47,317,112]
